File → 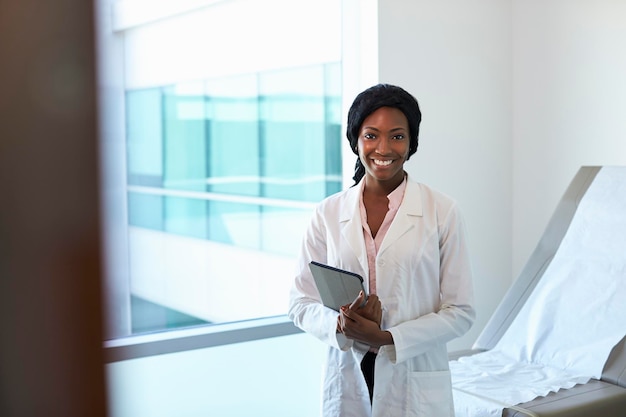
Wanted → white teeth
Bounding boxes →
[374,159,393,166]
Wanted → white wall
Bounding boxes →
[512,0,626,275]
[377,0,513,351]
[376,0,626,352]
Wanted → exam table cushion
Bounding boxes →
[502,379,626,417]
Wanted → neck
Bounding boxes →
[364,172,405,196]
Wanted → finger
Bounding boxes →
[358,293,378,313]
[364,293,379,306]
[339,306,349,326]
[361,297,382,326]
[341,305,360,322]
[349,291,366,310]
[371,298,381,314]
[336,314,344,333]
[362,294,380,311]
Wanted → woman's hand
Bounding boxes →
[351,291,382,327]
[337,291,393,347]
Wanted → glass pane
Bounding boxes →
[128,192,163,230]
[125,63,341,334]
[260,206,312,256]
[259,65,342,201]
[206,74,261,197]
[208,201,260,249]
[163,83,207,192]
[126,88,163,187]
[164,196,208,239]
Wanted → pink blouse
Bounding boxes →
[358,176,407,295]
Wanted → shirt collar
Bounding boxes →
[359,174,408,210]
[387,175,407,210]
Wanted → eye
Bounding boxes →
[363,133,376,140]
[392,134,405,140]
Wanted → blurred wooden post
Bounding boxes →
[0,0,109,415]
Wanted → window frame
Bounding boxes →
[103,316,300,362]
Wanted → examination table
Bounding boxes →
[449,166,626,416]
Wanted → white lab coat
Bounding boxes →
[288,175,475,417]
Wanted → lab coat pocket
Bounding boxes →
[407,370,454,417]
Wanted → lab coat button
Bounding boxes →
[378,260,385,267]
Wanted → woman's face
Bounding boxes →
[357,106,410,186]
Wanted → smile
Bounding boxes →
[373,159,393,166]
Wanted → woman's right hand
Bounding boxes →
[355,292,382,327]
[344,291,382,327]
[337,293,392,347]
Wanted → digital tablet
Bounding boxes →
[309,261,367,311]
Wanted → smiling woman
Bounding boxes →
[288,84,475,416]
[358,107,411,189]
[346,84,421,187]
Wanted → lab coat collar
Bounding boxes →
[338,174,423,219]
[338,175,424,275]
[378,176,423,256]
[339,181,368,276]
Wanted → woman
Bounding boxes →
[288,84,475,416]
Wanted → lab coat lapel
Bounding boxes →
[339,183,369,278]
[378,180,423,256]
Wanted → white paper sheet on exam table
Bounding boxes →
[451,166,626,417]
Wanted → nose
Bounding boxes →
[375,137,391,155]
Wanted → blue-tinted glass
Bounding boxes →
[207,200,260,249]
[126,88,163,186]
[260,206,313,256]
[260,94,327,201]
[164,196,208,239]
[206,74,260,197]
[128,192,163,230]
[323,62,343,195]
[324,120,342,196]
[259,65,342,202]
[163,84,207,192]
[125,63,342,331]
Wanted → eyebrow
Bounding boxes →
[362,126,407,132]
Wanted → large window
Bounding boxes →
[125,63,342,334]
[98,1,372,414]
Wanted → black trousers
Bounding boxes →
[360,351,377,403]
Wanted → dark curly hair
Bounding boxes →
[346,84,421,185]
